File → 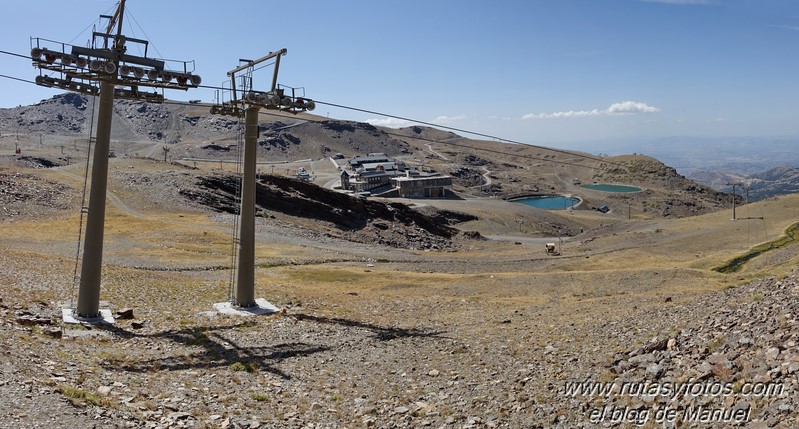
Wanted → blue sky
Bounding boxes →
[1,0,798,150]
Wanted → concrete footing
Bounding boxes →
[213,298,280,316]
[62,308,115,325]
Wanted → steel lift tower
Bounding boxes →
[30,0,202,321]
[211,50,314,314]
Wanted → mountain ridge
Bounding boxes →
[2,93,733,219]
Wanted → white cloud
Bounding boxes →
[522,109,601,119]
[431,114,466,125]
[365,117,415,128]
[522,101,660,120]
[366,114,466,128]
[607,101,660,114]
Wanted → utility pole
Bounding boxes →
[31,0,202,321]
[725,182,744,221]
[162,146,170,163]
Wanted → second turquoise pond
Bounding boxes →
[513,196,580,210]
[582,184,641,193]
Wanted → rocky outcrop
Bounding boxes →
[562,274,799,428]
[0,171,75,220]
[180,173,477,251]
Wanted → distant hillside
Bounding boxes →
[689,166,799,201]
[2,92,736,219]
[588,154,734,217]
[744,166,799,201]
[0,94,413,162]
[601,135,799,177]
[686,170,744,190]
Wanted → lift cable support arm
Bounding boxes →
[211,48,314,117]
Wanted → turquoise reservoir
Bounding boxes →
[514,196,580,210]
[583,184,641,193]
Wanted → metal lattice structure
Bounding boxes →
[30,2,201,103]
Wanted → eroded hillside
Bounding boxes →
[181,173,477,251]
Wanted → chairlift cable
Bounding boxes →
[0,58,652,173]
[0,50,31,60]
[0,53,634,175]
[0,47,688,171]
[254,109,620,173]
[310,99,626,168]
[0,73,33,84]
[124,5,164,61]
[227,77,250,301]
[65,6,112,47]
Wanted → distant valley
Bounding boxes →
[568,135,799,200]
[687,166,799,202]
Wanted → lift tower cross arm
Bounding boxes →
[227,48,287,96]
[210,48,314,117]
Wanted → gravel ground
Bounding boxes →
[3,252,798,429]
[2,162,798,428]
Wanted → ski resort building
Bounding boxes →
[340,153,452,198]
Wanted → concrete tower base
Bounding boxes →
[213,298,279,316]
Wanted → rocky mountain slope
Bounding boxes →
[0,94,412,162]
